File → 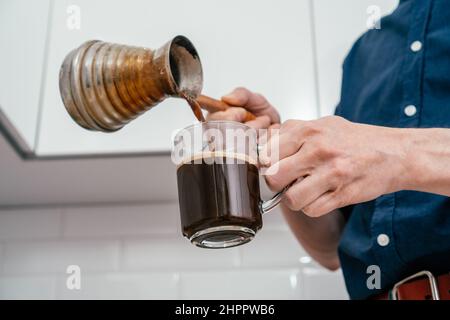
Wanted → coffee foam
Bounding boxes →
[177,151,258,169]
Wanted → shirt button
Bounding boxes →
[404,105,417,117]
[377,234,390,247]
[410,40,422,52]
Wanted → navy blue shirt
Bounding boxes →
[335,0,450,299]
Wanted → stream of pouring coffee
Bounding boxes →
[178,92,218,152]
[180,92,206,122]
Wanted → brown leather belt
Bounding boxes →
[372,271,450,300]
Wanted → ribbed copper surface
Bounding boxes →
[59,36,203,132]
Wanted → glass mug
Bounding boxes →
[172,121,284,249]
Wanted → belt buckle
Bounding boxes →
[391,270,440,300]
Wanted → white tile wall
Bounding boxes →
[301,268,348,300]
[122,237,241,271]
[56,272,179,300]
[0,208,61,240]
[0,275,57,300]
[62,204,180,237]
[179,269,302,300]
[240,230,306,268]
[0,203,348,299]
[2,240,120,275]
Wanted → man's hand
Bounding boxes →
[206,87,280,129]
[261,116,410,217]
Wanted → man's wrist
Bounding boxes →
[379,127,418,193]
[398,129,444,192]
[396,128,421,191]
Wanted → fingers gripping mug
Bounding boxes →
[173,121,284,249]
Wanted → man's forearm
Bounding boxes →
[401,128,450,196]
[281,204,345,270]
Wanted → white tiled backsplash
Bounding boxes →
[0,203,348,299]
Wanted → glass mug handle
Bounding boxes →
[257,144,287,214]
[261,188,286,214]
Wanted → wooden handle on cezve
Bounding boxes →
[197,95,257,122]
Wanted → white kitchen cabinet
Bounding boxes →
[37,0,317,155]
[0,0,51,150]
[313,0,399,116]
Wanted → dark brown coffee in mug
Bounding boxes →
[177,153,262,248]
